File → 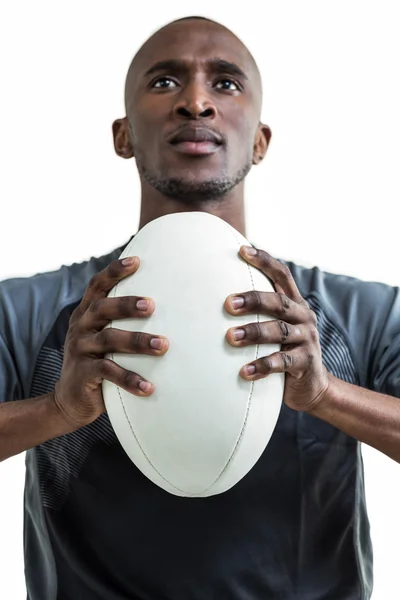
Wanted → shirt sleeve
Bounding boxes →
[321,272,400,399]
[0,277,39,402]
[0,247,124,403]
[283,259,400,400]
[368,286,400,399]
[0,271,68,403]
[0,330,22,402]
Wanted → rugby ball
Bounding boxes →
[102,212,284,497]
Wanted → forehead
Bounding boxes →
[133,21,255,78]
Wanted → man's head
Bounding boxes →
[113,16,271,203]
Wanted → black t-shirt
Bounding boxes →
[1,237,399,600]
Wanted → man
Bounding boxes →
[0,15,399,600]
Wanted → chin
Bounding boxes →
[152,176,236,202]
[139,157,249,201]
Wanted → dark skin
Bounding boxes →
[51,18,330,427]
[112,18,269,237]
[108,18,330,412]
[54,18,400,466]
[3,17,398,464]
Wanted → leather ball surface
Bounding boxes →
[102,212,284,497]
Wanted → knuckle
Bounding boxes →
[276,264,294,289]
[278,292,291,314]
[261,356,273,373]
[245,321,263,342]
[281,352,294,369]
[123,370,145,392]
[309,310,318,326]
[248,290,263,309]
[69,306,81,324]
[87,274,99,289]
[309,327,320,344]
[67,334,81,355]
[277,320,290,342]
[89,298,104,314]
[108,260,123,279]
[97,328,112,348]
[131,331,147,349]
[118,295,135,317]
[261,251,273,266]
[122,369,137,388]
[306,352,315,367]
[281,263,293,279]
[252,321,262,340]
[66,320,78,338]
[98,358,116,377]
[293,325,302,340]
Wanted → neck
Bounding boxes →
[138,180,247,237]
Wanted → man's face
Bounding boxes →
[123,19,268,201]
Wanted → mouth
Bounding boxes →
[171,140,222,156]
[167,127,223,156]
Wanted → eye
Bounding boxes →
[152,77,178,89]
[215,78,241,92]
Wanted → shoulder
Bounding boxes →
[280,258,399,387]
[0,244,125,328]
[0,244,126,400]
[281,257,398,320]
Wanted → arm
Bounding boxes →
[227,245,400,464]
[310,373,400,463]
[0,256,165,463]
[0,393,80,462]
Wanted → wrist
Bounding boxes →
[306,372,339,418]
[49,390,86,433]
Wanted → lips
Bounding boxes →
[168,127,223,146]
[167,126,224,156]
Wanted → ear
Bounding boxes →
[252,123,272,165]
[112,117,134,159]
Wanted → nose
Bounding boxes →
[173,81,217,120]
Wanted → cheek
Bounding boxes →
[227,111,257,162]
[130,97,166,152]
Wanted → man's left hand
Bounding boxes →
[224,245,331,413]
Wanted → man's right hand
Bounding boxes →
[53,256,169,428]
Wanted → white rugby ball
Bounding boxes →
[102,212,284,497]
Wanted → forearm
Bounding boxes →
[0,393,81,462]
[309,373,400,463]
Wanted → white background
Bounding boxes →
[0,1,399,598]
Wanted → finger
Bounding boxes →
[225,291,309,325]
[75,257,140,320]
[79,328,169,355]
[240,246,304,304]
[239,347,309,380]
[78,295,155,332]
[226,319,304,346]
[96,358,154,396]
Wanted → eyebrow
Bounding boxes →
[143,58,248,80]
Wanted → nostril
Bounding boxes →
[176,107,215,119]
[177,107,192,118]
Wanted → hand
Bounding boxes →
[53,257,169,427]
[224,246,331,413]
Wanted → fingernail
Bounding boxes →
[244,365,256,375]
[231,296,244,309]
[136,299,149,310]
[139,380,151,392]
[150,338,164,350]
[122,257,135,266]
[244,246,257,256]
[233,328,245,341]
